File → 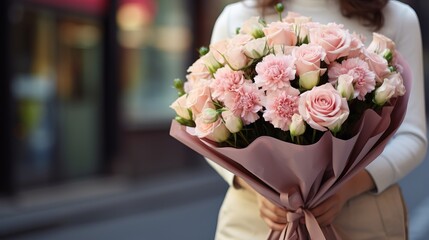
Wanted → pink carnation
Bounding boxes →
[223,83,263,124]
[210,67,250,101]
[328,58,376,100]
[263,87,300,131]
[254,54,296,91]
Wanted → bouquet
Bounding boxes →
[169,5,410,240]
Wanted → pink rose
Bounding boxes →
[292,43,326,76]
[263,21,297,47]
[283,12,313,42]
[243,37,269,59]
[300,22,322,42]
[194,101,231,142]
[299,83,349,132]
[221,110,243,133]
[240,16,265,38]
[363,50,390,83]
[385,72,406,97]
[309,23,351,63]
[209,39,229,64]
[348,33,365,58]
[170,94,192,120]
[283,12,310,23]
[195,114,230,142]
[200,51,223,74]
[224,46,250,70]
[186,80,211,119]
[186,58,212,88]
[223,35,253,70]
[272,45,295,56]
[229,34,254,46]
[367,32,396,55]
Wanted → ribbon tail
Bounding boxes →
[303,210,326,240]
[285,222,299,240]
[266,224,297,240]
[279,225,287,240]
[266,230,282,240]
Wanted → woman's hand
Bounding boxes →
[234,176,288,231]
[311,170,376,226]
[310,190,348,227]
[256,194,288,231]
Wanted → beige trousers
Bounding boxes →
[214,184,407,240]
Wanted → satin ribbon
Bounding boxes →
[277,188,326,240]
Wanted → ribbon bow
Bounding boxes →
[278,188,326,240]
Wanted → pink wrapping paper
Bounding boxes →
[170,56,411,240]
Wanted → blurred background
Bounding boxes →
[0,0,428,239]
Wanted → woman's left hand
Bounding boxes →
[310,190,348,227]
[310,170,376,227]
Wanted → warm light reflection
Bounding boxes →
[117,3,151,31]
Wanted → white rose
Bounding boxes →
[374,78,396,106]
[289,114,306,137]
[337,74,355,100]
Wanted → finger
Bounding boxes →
[260,206,288,224]
[262,216,287,231]
[259,200,287,224]
[311,198,335,217]
[315,210,336,227]
[315,205,339,227]
[259,198,281,212]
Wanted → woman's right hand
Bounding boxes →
[234,176,288,231]
[256,194,288,231]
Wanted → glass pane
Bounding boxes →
[10,5,103,188]
[56,17,103,179]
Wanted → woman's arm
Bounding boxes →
[365,2,427,193]
[313,3,427,226]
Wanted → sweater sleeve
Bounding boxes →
[366,4,428,193]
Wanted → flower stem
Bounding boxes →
[238,131,250,146]
[312,129,317,143]
[275,3,284,21]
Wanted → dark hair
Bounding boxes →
[254,0,389,31]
